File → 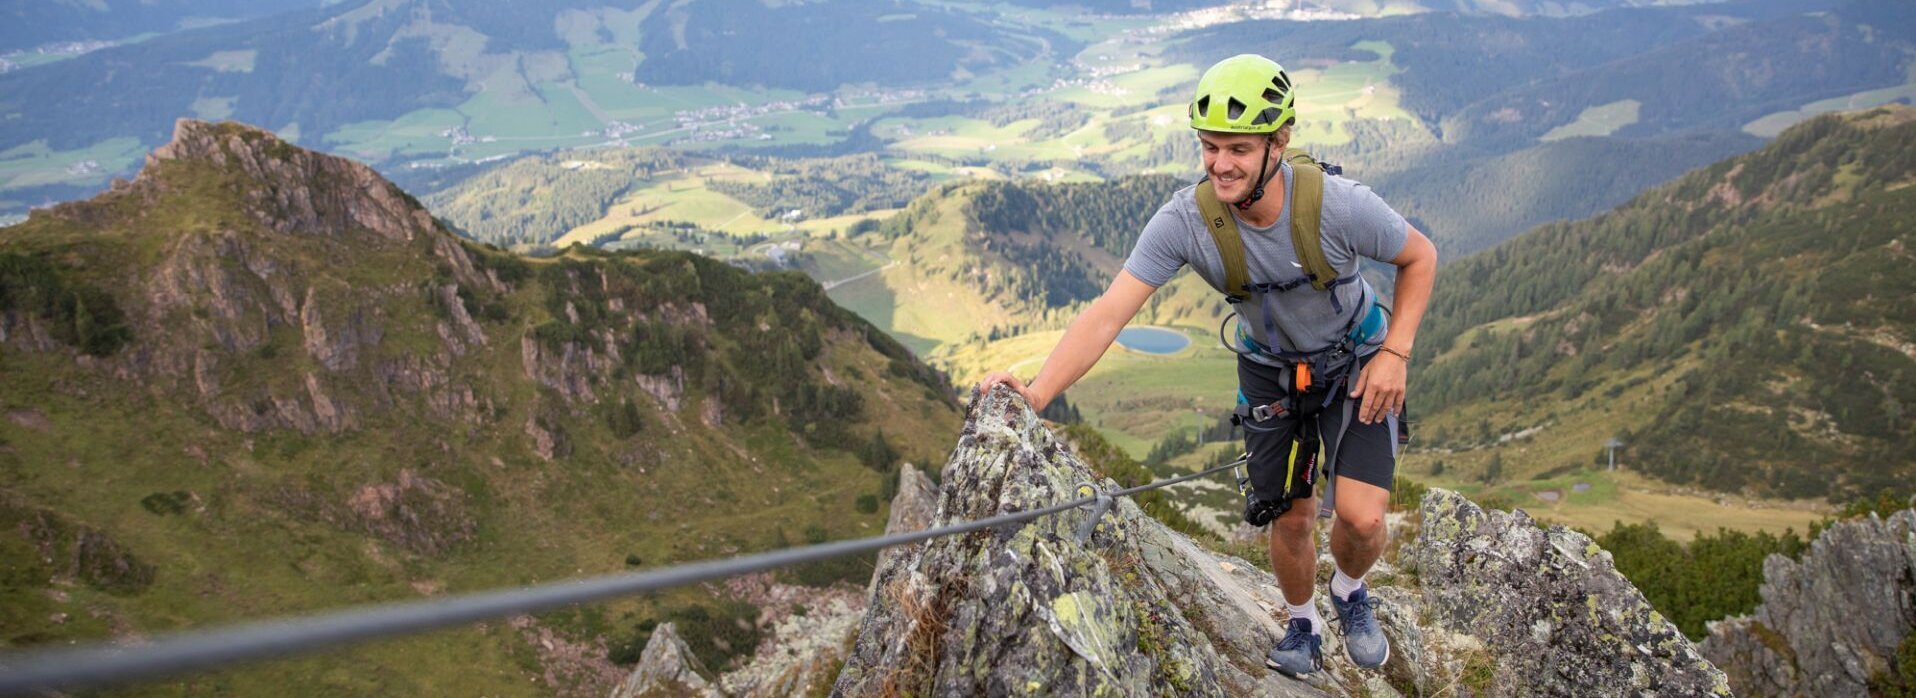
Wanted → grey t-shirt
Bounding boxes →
[1123,161,1409,364]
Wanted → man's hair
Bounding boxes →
[1271,124,1293,149]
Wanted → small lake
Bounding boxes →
[1116,326,1191,355]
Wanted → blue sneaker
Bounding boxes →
[1265,618,1323,676]
[1331,586,1390,668]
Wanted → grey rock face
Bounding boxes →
[610,622,724,698]
[871,462,939,589]
[1411,489,1732,696]
[1701,509,1916,697]
[828,388,1737,697]
[146,119,440,246]
[832,388,1346,697]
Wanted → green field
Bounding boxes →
[326,109,466,161]
[1290,41,1413,147]
[551,166,788,248]
[1541,99,1643,142]
[1743,81,1916,137]
[1050,65,1197,109]
[183,49,258,73]
[0,137,146,190]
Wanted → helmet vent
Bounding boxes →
[1263,87,1282,103]
[1195,95,1211,117]
[1273,73,1292,92]
[1252,107,1282,126]
[1227,97,1246,121]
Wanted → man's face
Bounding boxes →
[1198,131,1276,201]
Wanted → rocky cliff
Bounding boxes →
[1702,508,1916,697]
[789,387,1726,697]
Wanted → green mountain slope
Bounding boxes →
[1367,130,1763,259]
[0,120,960,695]
[1412,106,1916,500]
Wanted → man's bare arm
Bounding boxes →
[1350,224,1437,423]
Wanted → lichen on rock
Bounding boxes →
[610,622,724,698]
[832,387,1324,697]
[1701,507,1916,697]
[1410,489,1732,696]
[827,387,1740,697]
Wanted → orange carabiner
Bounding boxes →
[1295,362,1312,392]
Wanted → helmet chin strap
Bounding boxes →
[1233,139,1281,211]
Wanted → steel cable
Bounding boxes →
[0,456,1247,695]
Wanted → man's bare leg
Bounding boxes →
[1328,476,1389,579]
[1327,475,1393,668]
[1264,493,1330,674]
[1268,495,1319,605]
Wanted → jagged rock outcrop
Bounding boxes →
[610,623,723,698]
[1412,490,1732,696]
[712,574,867,697]
[145,119,440,247]
[871,462,939,589]
[626,463,943,698]
[831,387,1737,697]
[7,492,156,595]
[271,469,477,557]
[13,120,501,434]
[835,388,1365,696]
[1701,508,1916,697]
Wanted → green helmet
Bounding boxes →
[1188,54,1296,134]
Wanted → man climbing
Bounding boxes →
[980,54,1436,676]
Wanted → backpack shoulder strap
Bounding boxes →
[1194,180,1251,302]
[1285,151,1337,292]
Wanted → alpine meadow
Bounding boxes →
[2,0,1913,696]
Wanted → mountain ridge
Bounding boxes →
[0,118,960,695]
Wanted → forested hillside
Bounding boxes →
[1169,0,1843,131]
[1413,107,1916,499]
[0,121,961,695]
[1370,131,1760,257]
[1444,1,1916,150]
[962,175,1185,308]
[634,0,1068,91]
[708,154,930,219]
[0,4,465,150]
[0,0,315,52]
[422,149,685,246]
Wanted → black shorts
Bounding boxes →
[1238,353,1398,504]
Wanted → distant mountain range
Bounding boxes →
[0,0,1056,154]
[0,0,320,53]
[1178,0,1912,257]
[5,0,1911,274]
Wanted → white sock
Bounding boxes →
[1287,598,1322,634]
[1331,566,1365,601]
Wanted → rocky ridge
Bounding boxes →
[1412,491,1730,695]
[620,389,1747,694]
[768,387,1725,697]
[0,119,962,694]
[1702,507,1916,696]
